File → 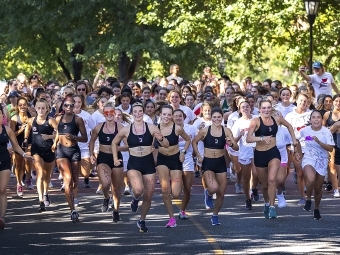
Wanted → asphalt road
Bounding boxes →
[1,171,340,255]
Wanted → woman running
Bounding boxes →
[173,109,197,219]
[303,110,334,220]
[0,104,34,230]
[24,99,58,212]
[246,98,298,219]
[231,101,256,210]
[89,102,127,222]
[52,95,87,223]
[112,102,168,232]
[10,97,36,196]
[193,107,239,225]
[157,105,190,227]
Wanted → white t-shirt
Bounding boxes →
[276,126,292,164]
[117,104,131,114]
[227,111,239,129]
[92,110,106,126]
[300,126,334,160]
[179,105,196,124]
[309,72,334,97]
[76,110,95,150]
[251,107,259,115]
[275,103,296,118]
[179,124,197,160]
[285,110,311,152]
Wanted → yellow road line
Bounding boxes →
[173,199,224,255]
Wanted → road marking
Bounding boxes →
[173,199,224,255]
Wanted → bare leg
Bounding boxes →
[181,171,194,211]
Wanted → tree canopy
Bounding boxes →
[0,0,339,83]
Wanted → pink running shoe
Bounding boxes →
[165,217,177,228]
[17,185,23,197]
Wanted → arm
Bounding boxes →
[313,136,334,152]
[89,125,100,163]
[330,122,340,134]
[149,124,169,148]
[276,116,298,146]
[6,127,33,160]
[177,125,191,152]
[112,127,127,165]
[93,67,105,88]
[116,123,129,152]
[246,118,260,143]
[23,117,33,142]
[192,128,207,163]
[73,117,88,143]
[331,82,340,95]
[323,111,330,127]
[224,127,239,151]
[299,68,311,82]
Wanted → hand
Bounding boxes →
[199,123,205,130]
[179,152,185,163]
[239,129,245,137]
[51,144,57,152]
[153,131,163,141]
[90,155,97,165]
[263,136,272,144]
[151,146,155,152]
[65,133,75,141]
[225,137,233,147]
[23,153,35,162]
[312,136,320,144]
[197,155,203,163]
[294,151,301,162]
[41,134,51,140]
[114,159,122,166]
[19,124,27,133]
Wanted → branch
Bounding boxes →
[57,57,72,80]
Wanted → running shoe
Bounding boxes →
[17,185,23,197]
[84,178,91,188]
[303,200,312,212]
[44,194,51,207]
[130,198,140,212]
[60,183,65,192]
[297,198,306,206]
[235,183,244,194]
[71,210,79,223]
[263,205,270,219]
[31,170,37,180]
[22,173,26,186]
[10,172,15,178]
[313,209,321,220]
[165,217,177,228]
[49,182,53,188]
[96,185,103,195]
[109,196,113,205]
[123,186,131,195]
[293,170,297,184]
[101,198,110,212]
[211,215,221,226]
[53,166,59,173]
[26,178,34,190]
[38,202,46,212]
[137,220,148,232]
[0,217,5,230]
[112,210,120,222]
[179,210,188,219]
[245,199,252,210]
[230,171,237,183]
[325,181,332,191]
[74,198,80,207]
[58,173,63,180]
[194,171,200,178]
[333,189,340,198]
[252,188,260,201]
[269,206,278,219]
[204,189,214,209]
[212,193,217,200]
[276,193,287,208]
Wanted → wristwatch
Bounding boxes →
[180,149,186,154]
[260,136,263,141]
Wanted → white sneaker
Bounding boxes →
[10,173,15,178]
[334,189,340,198]
[235,183,244,194]
[31,170,37,180]
[123,186,131,195]
[212,193,217,199]
[49,182,53,188]
[74,198,80,207]
[276,193,287,208]
[58,174,63,180]
[230,171,237,183]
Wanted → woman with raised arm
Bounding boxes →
[157,105,191,228]
[112,102,169,232]
[89,102,127,222]
[24,99,57,212]
[51,95,88,223]
[192,107,239,226]
[0,104,34,230]
[246,98,298,219]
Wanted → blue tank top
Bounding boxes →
[203,126,226,150]
[254,116,278,137]
[127,122,153,148]
[158,123,178,147]
[98,122,118,146]
[57,115,79,136]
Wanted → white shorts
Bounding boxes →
[80,149,90,159]
[228,146,239,157]
[302,156,328,176]
[123,160,128,172]
[94,140,99,154]
[278,147,288,164]
[238,146,253,165]
[183,157,195,172]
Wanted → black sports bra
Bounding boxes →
[98,122,118,146]
[254,116,278,137]
[158,123,178,147]
[57,115,79,136]
[203,126,226,150]
[127,122,153,148]
[326,111,339,127]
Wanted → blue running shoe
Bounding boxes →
[269,206,278,219]
[263,205,270,219]
[137,220,148,232]
[211,215,221,226]
[204,189,214,209]
[130,198,140,212]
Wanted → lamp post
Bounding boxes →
[304,0,320,74]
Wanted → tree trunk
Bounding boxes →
[56,57,72,80]
[118,51,141,82]
[71,44,85,82]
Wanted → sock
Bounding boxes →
[265,203,270,206]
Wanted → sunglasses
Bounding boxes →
[103,110,115,116]
[64,103,74,108]
[77,88,86,91]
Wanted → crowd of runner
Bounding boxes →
[0,62,339,232]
